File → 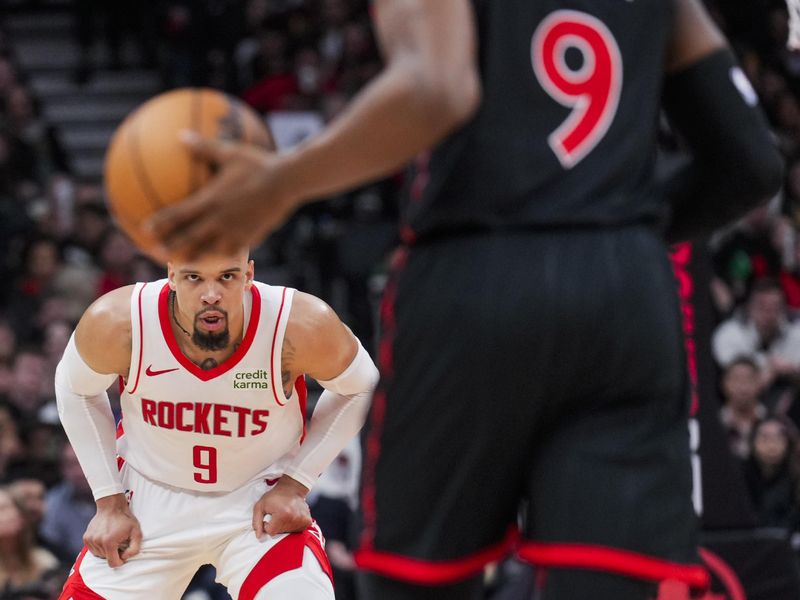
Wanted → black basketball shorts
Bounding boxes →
[354,226,708,596]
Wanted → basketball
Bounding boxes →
[104,88,274,260]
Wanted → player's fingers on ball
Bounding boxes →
[145,196,205,240]
[160,218,219,257]
[180,130,237,164]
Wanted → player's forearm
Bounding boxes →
[55,383,124,501]
[55,335,123,501]
[276,61,480,206]
[283,341,378,489]
[283,388,372,490]
[663,49,784,243]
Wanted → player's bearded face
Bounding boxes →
[192,305,230,351]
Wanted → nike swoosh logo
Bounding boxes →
[145,365,180,377]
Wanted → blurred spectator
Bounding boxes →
[39,444,94,563]
[742,417,800,534]
[16,421,62,489]
[130,255,162,284]
[0,321,15,399]
[3,84,71,182]
[0,127,38,199]
[318,0,351,68]
[712,279,800,391]
[0,56,19,99]
[96,229,138,296]
[63,201,110,266]
[8,237,63,343]
[0,485,59,598]
[242,28,297,112]
[234,0,272,90]
[7,350,49,422]
[0,401,24,483]
[41,320,70,388]
[711,205,783,310]
[719,357,767,458]
[8,477,46,545]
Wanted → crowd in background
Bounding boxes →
[1,0,800,598]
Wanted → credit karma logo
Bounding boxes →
[233,369,270,390]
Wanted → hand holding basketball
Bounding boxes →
[104,88,275,263]
[146,132,301,260]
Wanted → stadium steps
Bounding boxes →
[4,7,161,182]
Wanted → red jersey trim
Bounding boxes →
[115,420,125,471]
[157,283,262,382]
[354,526,518,585]
[296,375,308,443]
[126,283,147,394]
[270,287,289,406]
[517,542,710,592]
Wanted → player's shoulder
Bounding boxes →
[75,285,135,367]
[283,290,342,342]
[283,289,358,380]
[80,284,136,332]
[289,290,337,324]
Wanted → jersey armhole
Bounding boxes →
[125,282,147,395]
[269,287,296,407]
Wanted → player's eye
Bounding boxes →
[186,274,200,282]
[221,273,235,281]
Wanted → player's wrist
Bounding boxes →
[275,475,310,498]
[95,493,129,511]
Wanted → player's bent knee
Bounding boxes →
[249,548,334,600]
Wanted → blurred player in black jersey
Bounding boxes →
[149,0,784,598]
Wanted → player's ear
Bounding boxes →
[167,262,176,290]
[245,259,254,289]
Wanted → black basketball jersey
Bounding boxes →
[402,0,674,239]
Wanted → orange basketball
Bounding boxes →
[104,87,274,260]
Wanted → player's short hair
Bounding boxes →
[725,355,759,373]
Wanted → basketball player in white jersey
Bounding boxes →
[54,247,378,599]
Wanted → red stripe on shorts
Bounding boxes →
[355,526,518,585]
[239,526,333,600]
[58,546,105,600]
[517,541,710,592]
[359,247,408,552]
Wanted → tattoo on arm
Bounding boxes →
[281,336,296,396]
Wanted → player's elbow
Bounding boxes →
[436,66,482,127]
[748,143,784,203]
[731,140,785,213]
[413,63,482,132]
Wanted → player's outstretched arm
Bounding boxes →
[55,285,142,567]
[662,0,784,243]
[147,0,480,259]
[252,292,378,539]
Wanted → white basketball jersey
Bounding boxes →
[117,279,306,492]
